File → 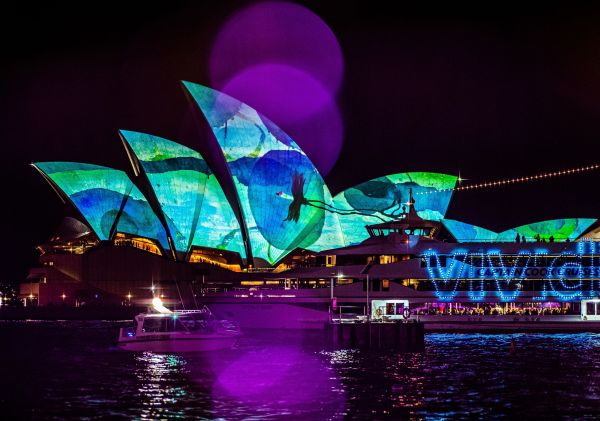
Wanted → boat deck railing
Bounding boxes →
[330,305,368,323]
[172,309,209,314]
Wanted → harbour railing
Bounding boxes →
[329,305,368,323]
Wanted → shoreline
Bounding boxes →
[0,306,144,321]
[424,321,600,333]
[2,309,600,333]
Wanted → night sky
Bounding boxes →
[2,1,600,281]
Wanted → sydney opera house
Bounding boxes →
[24,82,600,325]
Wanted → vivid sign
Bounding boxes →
[423,242,600,301]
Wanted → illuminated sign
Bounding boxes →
[423,242,600,301]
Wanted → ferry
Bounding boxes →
[199,191,600,330]
[118,298,240,352]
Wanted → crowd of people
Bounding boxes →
[514,233,567,243]
[414,304,575,316]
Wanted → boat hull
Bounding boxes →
[118,334,238,352]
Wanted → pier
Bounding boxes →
[325,321,425,351]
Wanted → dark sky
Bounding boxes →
[2,1,600,280]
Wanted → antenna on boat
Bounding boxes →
[175,280,185,311]
[190,282,199,310]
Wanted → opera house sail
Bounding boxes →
[443,218,596,243]
[183,82,345,264]
[119,130,246,259]
[331,172,458,245]
[32,162,171,252]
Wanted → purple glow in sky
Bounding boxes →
[209,1,345,175]
[209,1,344,93]
[221,64,344,175]
[222,64,335,123]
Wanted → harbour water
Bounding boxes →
[1,321,599,419]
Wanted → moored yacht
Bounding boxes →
[199,191,600,329]
[118,298,240,352]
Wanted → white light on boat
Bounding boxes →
[152,297,172,314]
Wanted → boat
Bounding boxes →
[197,190,600,330]
[118,297,240,352]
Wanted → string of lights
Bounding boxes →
[417,163,600,195]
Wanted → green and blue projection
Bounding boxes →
[497,219,596,242]
[35,83,598,267]
[443,218,597,242]
[332,172,458,245]
[120,130,245,257]
[33,162,170,250]
[184,82,345,264]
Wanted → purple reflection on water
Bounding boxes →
[212,345,345,417]
[209,1,344,94]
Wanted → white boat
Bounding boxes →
[198,195,600,330]
[118,298,240,352]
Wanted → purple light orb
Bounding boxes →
[284,101,343,177]
[209,1,344,95]
[221,64,343,176]
[214,346,301,398]
[211,346,345,416]
[222,63,335,123]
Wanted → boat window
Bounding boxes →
[142,317,188,332]
[586,302,596,316]
[142,317,163,333]
[382,279,390,291]
[372,279,381,291]
[326,255,337,267]
[169,319,188,332]
[386,302,395,315]
[179,318,214,332]
[379,255,398,264]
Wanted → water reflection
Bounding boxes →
[4,323,600,419]
[318,333,600,419]
[134,352,189,419]
[211,345,346,420]
[386,353,426,411]
[322,349,426,417]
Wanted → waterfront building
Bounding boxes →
[25,83,600,327]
